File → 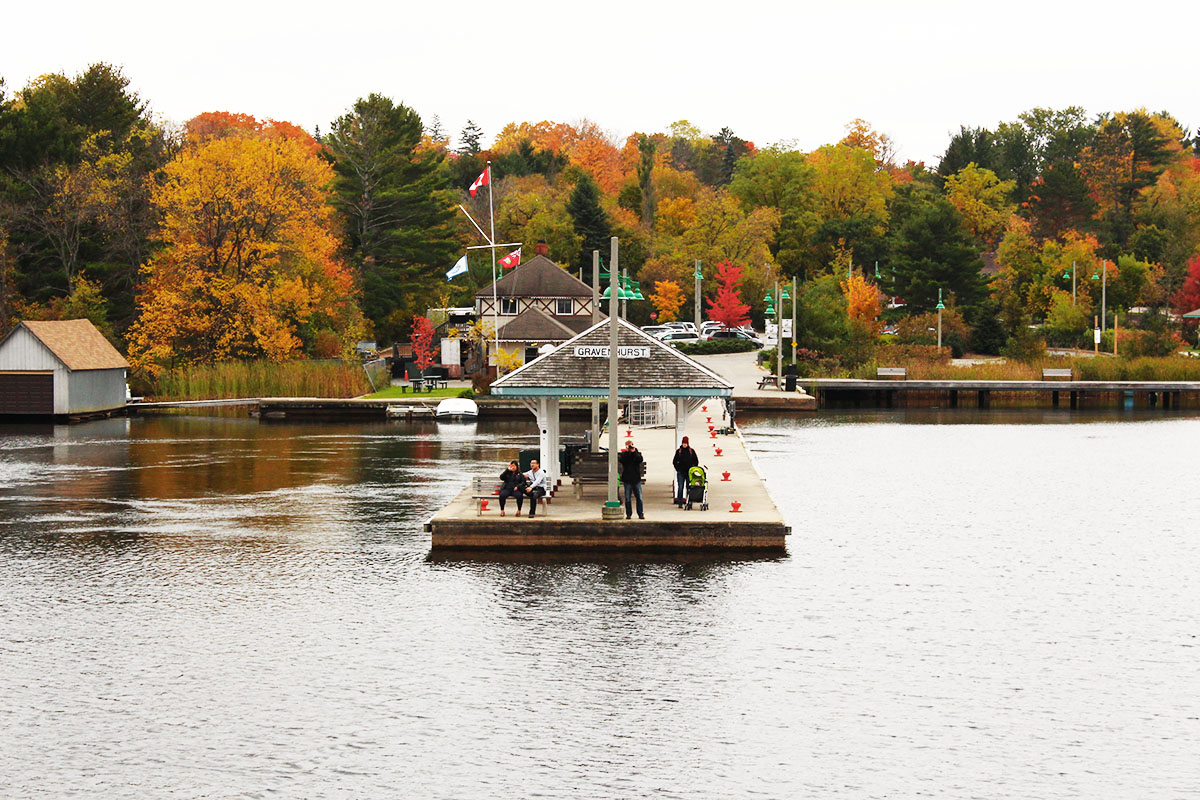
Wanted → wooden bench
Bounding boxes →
[877,367,907,379]
[1042,368,1073,380]
[471,475,550,515]
[571,454,646,498]
[756,374,780,390]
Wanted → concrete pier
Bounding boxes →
[428,398,788,551]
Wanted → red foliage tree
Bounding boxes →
[705,260,752,329]
[411,315,437,372]
[1170,253,1200,315]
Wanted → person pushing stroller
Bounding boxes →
[672,436,699,506]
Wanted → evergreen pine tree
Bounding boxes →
[566,174,612,282]
[458,120,483,156]
[325,94,458,343]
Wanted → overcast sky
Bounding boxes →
[3,0,1195,165]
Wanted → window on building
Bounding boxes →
[500,298,518,315]
[555,298,573,315]
[524,347,540,363]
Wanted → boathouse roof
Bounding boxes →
[475,255,594,299]
[8,319,129,371]
[491,317,733,398]
[497,308,578,342]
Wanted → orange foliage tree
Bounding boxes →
[650,280,685,322]
[842,272,883,334]
[128,132,364,372]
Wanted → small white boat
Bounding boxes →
[435,397,479,420]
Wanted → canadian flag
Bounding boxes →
[468,166,490,197]
[499,248,522,269]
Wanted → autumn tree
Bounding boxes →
[1170,254,1200,315]
[887,186,986,313]
[842,272,883,334]
[705,260,751,329]
[128,132,364,371]
[411,315,436,371]
[324,94,459,343]
[944,163,1016,246]
[650,280,685,322]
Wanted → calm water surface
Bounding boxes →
[1,410,1198,799]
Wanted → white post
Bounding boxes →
[547,397,560,487]
[591,249,601,452]
[487,162,498,362]
[537,396,550,478]
[1101,259,1108,332]
[673,397,689,447]
[607,237,619,505]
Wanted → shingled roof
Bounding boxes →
[497,308,578,342]
[475,254,594,299]
[491,318,733,397]
[15,319,129,370]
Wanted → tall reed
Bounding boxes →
[151,360,371,400]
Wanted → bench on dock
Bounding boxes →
[571,453,646,498]
[1042,368,1073,380]
[877,367,907,379]
[756,374,780,390]
[471,475,550,515]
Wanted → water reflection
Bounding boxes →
[1,412,1198,799]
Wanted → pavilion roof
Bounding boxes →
[491,317,733,398]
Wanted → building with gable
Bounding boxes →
[475,242,599,366]
[0,319,129,417]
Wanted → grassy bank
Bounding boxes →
[150,360,372,401]
[838,356,1200,381]
[363,387,472,400]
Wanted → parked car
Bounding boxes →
[641,325,671,336]
[704,328,764,348]
[656,330,701,343]
[663,321,698,334]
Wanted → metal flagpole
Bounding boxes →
[487,162,498,360]
[591,249,600,452]
[608,237,620,506]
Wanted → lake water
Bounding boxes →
[1,411,1198,799]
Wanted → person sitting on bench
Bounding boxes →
[525,458,548,517]
[497,460,527,517]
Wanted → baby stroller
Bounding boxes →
[685,465,709,510]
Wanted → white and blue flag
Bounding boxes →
[446,255,469,280]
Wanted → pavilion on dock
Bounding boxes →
[489,317,733,486]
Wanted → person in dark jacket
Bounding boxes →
[617,440,645,520]
[497,460,527,516]
[672,436,699,506]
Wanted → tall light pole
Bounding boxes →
[591,249,600,452]
[936,288,945,351]
[694,260,702,328]
[607,237,619,507]
[1092,260,1108,331]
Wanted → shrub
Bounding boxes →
[675,338,759,355]
[457,388,475,399]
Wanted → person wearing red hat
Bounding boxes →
[672,436,699,506]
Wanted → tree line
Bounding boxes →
[3,63,1199,376]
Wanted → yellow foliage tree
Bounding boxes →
[650,280,685,322]
[128,134,364,373]
[945,163,1017,246]
[841,272,883,334]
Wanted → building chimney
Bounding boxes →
[535,240,549,257]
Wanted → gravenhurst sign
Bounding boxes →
[574,346,650,358]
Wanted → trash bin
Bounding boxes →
[785,363,797,392]
[519,449,540,472]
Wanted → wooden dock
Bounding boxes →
[808,378,1200,409]
[428,401,789,551]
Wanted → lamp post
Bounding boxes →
[935,288,945,351]
[1092,260,1108,331]
[1063,260,1076,306]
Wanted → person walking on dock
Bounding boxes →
[672,437,699,507]
[619,440,645,520]
[525,458,548,518]
[498,460,527,516]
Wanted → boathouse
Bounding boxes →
[490,317,734,485]
[0,319,129,417]
[475,243,598,366]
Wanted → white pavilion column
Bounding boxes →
[674,397,690,447]
[537,396,551,477]
[546,397,561,486]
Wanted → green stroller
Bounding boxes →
[685,465,709,510]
